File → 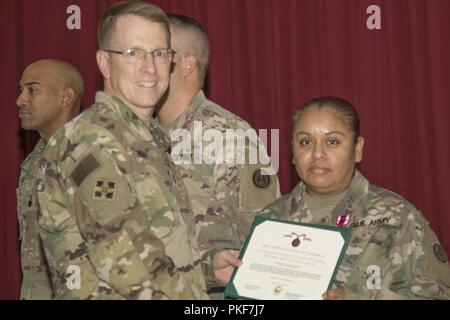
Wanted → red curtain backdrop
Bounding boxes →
[1,0,449,299]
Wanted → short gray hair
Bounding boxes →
[98,1,170,48]
[167,14,210,86]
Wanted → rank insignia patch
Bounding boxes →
[252,169,271,189]
[93,179,116,201]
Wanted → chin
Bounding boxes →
[309,182,330,190]
[138,94,161,107]
[20,123,33,130]
[305,174,329,184]
[308,180,336,192]
[141,100,159,109]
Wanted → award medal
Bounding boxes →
[336,213,352,228]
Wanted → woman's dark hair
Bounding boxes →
[292,96,360,142]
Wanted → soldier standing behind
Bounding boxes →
[36,1,223,299]
[261,96,450,299]
[16,59,83,299]
[157,14,280,296]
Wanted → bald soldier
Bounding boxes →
[157,14,280,295]
[16,59,83,299]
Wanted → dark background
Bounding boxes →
[1,0,449,299]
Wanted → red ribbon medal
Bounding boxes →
[336,213,352,228]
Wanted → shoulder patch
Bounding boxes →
[240,165,279,210]
[70,154,101,187]
[252,169,271,189]
[76,151,136,226]
[433,243,448,264]
[93,179,117,201]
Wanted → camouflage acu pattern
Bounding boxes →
[17,139,53,299]
[160,90,280,291]
[261,170,450,299]
[37,92,208,299]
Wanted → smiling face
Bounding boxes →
[292,107,364,197]
[97,14,171,120]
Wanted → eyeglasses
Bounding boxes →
[102,48,176,65]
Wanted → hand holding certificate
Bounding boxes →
[225,216,350,300]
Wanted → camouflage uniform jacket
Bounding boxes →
[37,92,208,300]
[161,90,280,288]
[17,138,53,299]
[261,170,450,299]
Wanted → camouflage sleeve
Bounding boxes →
[17,169,54,299]
[214,131,281,248]
[345,208,450,300]
[412,219,450,299]
[39,143,196,299]
[237,131,280,208]
[237,165,280,234]
[38,155,115,299]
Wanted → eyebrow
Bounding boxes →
[325,131,347,137]
[295,131,348,137]
[20,81,41,88]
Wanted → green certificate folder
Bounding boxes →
[225,216,350,300]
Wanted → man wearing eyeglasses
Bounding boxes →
[36,1,236,299]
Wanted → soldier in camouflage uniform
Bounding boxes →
[260,96,450,299]
[16,59,83,299]
[36,2,209,299]
[157,14,280,295]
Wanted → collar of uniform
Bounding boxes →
[188,89,207,112]
[289,169,370,223]
[95,92,154,142]
[20,138,46,174]
[163,89,207,132]
[148,119,171,153]
[330,170,370,223]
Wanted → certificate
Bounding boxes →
[224,216,350,300]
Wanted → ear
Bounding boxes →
[182,54,197,78]
[60,87,75,109]
[354,136,364,163]
[96,50,111,79]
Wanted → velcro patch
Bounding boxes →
[70,154,101,187]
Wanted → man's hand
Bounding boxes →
[213,250,242,284]
[322,288,346,300]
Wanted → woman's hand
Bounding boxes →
[322,288,346,300]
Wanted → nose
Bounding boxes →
[141,54,157,74]
[16,91,27,108]
[312,143,325,160]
